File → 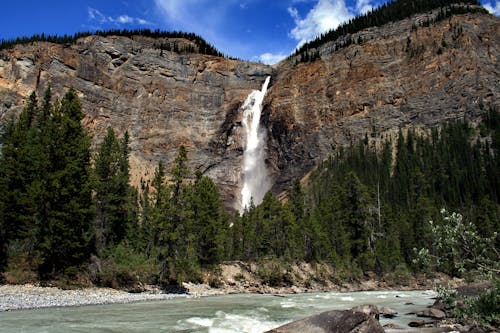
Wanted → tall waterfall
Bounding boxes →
[240,76,271,212]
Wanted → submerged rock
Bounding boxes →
[265,309,384,333]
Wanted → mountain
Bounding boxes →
[0,6,498,210]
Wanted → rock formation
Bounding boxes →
[265,10,499,191]
[265,309,385,333]
[0,10,498,209]
[0,35,271,209]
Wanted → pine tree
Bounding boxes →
[36,89,94,278]
[93,128,134,254]
[0,92,41,267]
[191,173,227,266]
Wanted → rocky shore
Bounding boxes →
[0,266,463,312]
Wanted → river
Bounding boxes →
[0,290,436,332]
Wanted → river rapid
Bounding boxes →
[0,289,436,332]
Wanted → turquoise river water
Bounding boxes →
[0,290,436,332]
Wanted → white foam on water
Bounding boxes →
[208,312,284,333]
[280,300,297,308]
[340,296,355,301]
[185,317,215,327]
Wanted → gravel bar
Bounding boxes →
[0,284,187,312]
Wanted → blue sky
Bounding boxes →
[1,0,498,64]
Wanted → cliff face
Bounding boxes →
[0,11,498,208]
[0,35,271,208]
[266,11,499,191]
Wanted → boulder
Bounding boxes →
[379,306,398,318]
[266,310,385,333]
[417,308,446,319]
[409,320,427,327]
[350,304,379,320]
[383,323,401,329]
[430,300,449,311]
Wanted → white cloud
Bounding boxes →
[117,15,134,24]
[258,52,288,65]
[288,0,354,48]
[88,8,107,23]
[87,7,151,26]
[356,0,374,14]
[483,1,500,16]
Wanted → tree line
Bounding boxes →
[0,29,227,58]
[1,89,498,286]
[0,88,230,286]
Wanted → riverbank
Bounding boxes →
[0,262,466,312]
[0,274,460,312]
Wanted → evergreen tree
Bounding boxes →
[0,92,42,267]
[93,128,134,254]
[36,89,94,278]
[191,172,227,266]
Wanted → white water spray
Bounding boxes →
[240,76,271,212]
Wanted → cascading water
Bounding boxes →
[240,76,271,212]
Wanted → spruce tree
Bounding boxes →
[36,89,94,278]
[191,173,227,266]
[93,128,133,254]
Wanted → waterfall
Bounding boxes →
[240,76,271,212]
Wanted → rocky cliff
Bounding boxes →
[265,10,499,191]
[0,10,498,209]
[0,35,271,209]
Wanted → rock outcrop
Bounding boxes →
[265,309,385,333]
[0,10,498,207]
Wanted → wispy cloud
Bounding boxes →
[356,0,375,14]
[87,7,152,27]
[88,8,107,23]
[483,1,500,15]
[153,0,232,32]
[257,52,288,65]
[288,0,353,48]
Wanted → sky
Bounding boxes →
[1,0,499,64]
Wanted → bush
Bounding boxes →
[467,280,500,326]
[257,260,293,287]
[98,243,158,289]
[4,240,37,284]
[436,280,500,328]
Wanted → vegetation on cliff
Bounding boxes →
[293,0,487,63]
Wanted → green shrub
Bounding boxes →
[467,280,500,326]
[98,243,158,289]
[257,260,293,287]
